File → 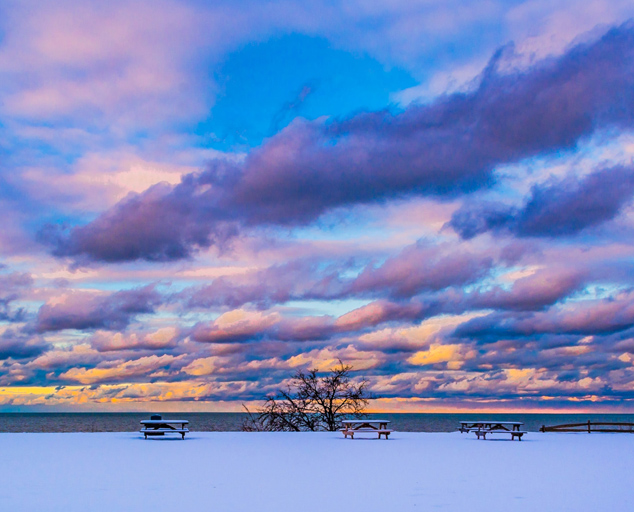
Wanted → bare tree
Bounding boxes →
[243,361,371,431]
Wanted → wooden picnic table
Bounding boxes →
[140,419,189,440]
[341,419,392,439]
[342,419,390,430]
[459,420,523,432]
[459,420,526,441]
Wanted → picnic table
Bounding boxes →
[140,419,189,439]
[341,419,392,439]
[459,420,526,441]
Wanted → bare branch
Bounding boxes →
[241,360,373,431]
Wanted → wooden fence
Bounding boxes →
[540,421,634,433]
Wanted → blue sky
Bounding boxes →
[2,0,634,412]
[203,34,417,148]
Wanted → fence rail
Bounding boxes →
[540,421,634,433]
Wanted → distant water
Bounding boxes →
[2,412,634,433]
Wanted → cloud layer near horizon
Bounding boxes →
[2,2,634,411]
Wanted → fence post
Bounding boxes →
[588,420,591,433]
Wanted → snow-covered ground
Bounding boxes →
[1,431,632,511]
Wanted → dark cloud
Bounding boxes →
[450,165,634,239]
[455,293,634,340]
[517,166,634,236]
[38,181,241,263]
[0,330,48,360]
[42,22,634,263]
[35,286,161,333]
[448,201,516,240]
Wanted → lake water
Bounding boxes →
[2,412,634,433]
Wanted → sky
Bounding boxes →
[2,0,634,412]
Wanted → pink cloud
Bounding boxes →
[191,308,335,343]
[90,327,179,352]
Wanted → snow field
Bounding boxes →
[0,431,632,511]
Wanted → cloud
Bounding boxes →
[349,241,493,298]
[42,22,634,263]
[0,331,48,360]
[28,343,102,370]
[455,291,634,340]
[183,259,345,309]
[0,271,32,322]
[333,267,587,333]
[335,300,433,331]
[181,356,226,377]
[447,201,516,240]
[90,327,179,352]
[468,267,587,311]
[450,165,634,238]
[181,241,493,311]
[0,0,216,128]
[191,310,281,344]
[58,354,178,385]
[408,343,473,369]
[190,309,335,343]
[35,285,161,333]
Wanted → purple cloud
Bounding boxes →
[450,165,634,239]
[43,22,634,263]
[0,330,48,360]
[468,268,587,311]
[455,292,634,341]
[0,271,33,322]
[182,242,493,311]
[349,241,493,299]
[335,299,435,331]
[190,310,336,344]
[35,286,161,333]
[183,259,346,310]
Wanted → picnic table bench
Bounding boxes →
[341,419,392,440]
[140,419,189,439]
[459,420,527,441]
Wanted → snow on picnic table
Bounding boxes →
[0,431,631,511]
